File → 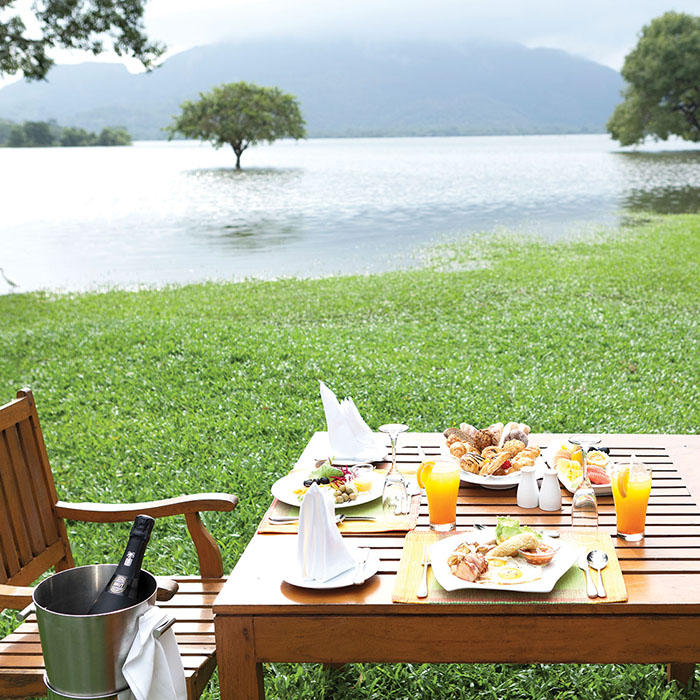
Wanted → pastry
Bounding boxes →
[450,442,468,458]
[501,439,526,457]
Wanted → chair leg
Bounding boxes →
[667,663,695,690]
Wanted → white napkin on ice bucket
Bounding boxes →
[123,606,186,700]
[297,483,356,582]
[319,381,384,461]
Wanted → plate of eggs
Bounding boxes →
[429,529,578,593]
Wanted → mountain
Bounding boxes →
[0,38,623,139]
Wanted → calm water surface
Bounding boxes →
[1,134,699,293]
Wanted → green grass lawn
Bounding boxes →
[1,213,699,698]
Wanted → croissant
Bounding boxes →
[450,442,468,458]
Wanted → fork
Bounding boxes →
[417,545,430,599]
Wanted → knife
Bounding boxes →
[353,548,371,585]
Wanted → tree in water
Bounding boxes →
[167,82,306,169]
[608,12,700,145]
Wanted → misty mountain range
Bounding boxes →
[0,38,624,139]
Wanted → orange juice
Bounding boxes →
[418,460,460,531]
[612,463,652,541]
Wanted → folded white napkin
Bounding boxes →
[319,381,384,460]
[122,606,186,700]
[297,483,357,582]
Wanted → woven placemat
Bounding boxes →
[258,492,421,534]
[392,530,627,604]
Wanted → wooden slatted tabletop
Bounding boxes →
[214,433,700,700]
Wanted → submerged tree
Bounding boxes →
[167,82,306,169]
[0,0,164,81]
[607,12,700,145]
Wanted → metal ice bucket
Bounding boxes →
[31,564,157,697]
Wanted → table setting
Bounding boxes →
[262,390,651,602]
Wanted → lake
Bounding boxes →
[1,134,699,293]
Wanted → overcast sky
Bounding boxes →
[5,0,700,82]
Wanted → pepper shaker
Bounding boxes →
[539,468,563,511]
[517,466,539,509]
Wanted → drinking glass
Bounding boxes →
[612,455,652,541]
[379,423,408,517]
[423,460,460,532]
[569,435,601,533]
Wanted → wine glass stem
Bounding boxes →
[582,443,590,485]
[390,434,398,475]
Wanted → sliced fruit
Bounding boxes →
[570,445,583,466]
[616,468,630,498]
[416,460,435,489]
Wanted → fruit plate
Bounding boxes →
[270,471,385,509]
[429,529,578,593]
[439,443,546,490]
[543,440,613,495]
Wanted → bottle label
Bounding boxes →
[110,575,128,594]
[124,551,135,567]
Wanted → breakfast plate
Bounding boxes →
[429,529,578,593]
[270,471,385,509]
[282,547,380,589]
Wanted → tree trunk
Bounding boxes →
[231,142,242,170]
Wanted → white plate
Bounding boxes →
[282,547,380,589]
[270,471,385,509]
[429,529,578,593]
[543,440,613,495]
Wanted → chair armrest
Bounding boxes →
[54,493,237,522]
[0,583,34,610]
[55,493,238,579]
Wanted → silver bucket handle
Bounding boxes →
[18,603,35,620]
[153,615,175,639]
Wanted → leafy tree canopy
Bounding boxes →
[0,0,164,81]
[167,81,306,169]
[608,12,700,145]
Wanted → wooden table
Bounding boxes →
[214,433,700,699]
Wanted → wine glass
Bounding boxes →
[379,423,409,516]
[569,435,601,534]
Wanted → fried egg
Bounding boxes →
[480,557,542,585]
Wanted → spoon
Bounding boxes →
[587,549,609,598]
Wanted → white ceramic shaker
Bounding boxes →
[539,468,563,511]
[517,466,540,508]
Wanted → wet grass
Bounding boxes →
[0,213,698,698]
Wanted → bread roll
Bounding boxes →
[487,532,539,558]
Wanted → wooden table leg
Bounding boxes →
[215,615,264,700]
[667,663,696,690]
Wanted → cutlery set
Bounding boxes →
[578,548,609,598]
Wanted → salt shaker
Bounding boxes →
[517,466,539,509]
[539,468,562,511]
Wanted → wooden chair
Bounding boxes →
[0,389,238,699]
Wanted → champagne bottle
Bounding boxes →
[88,514,155,614]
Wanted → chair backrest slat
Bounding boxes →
[0,480,19,583]
[0,390,73,587]
[16,420,60,544]
[0,433,34,567]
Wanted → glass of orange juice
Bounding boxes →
[417,460,461,532]
[611,456,652,541]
